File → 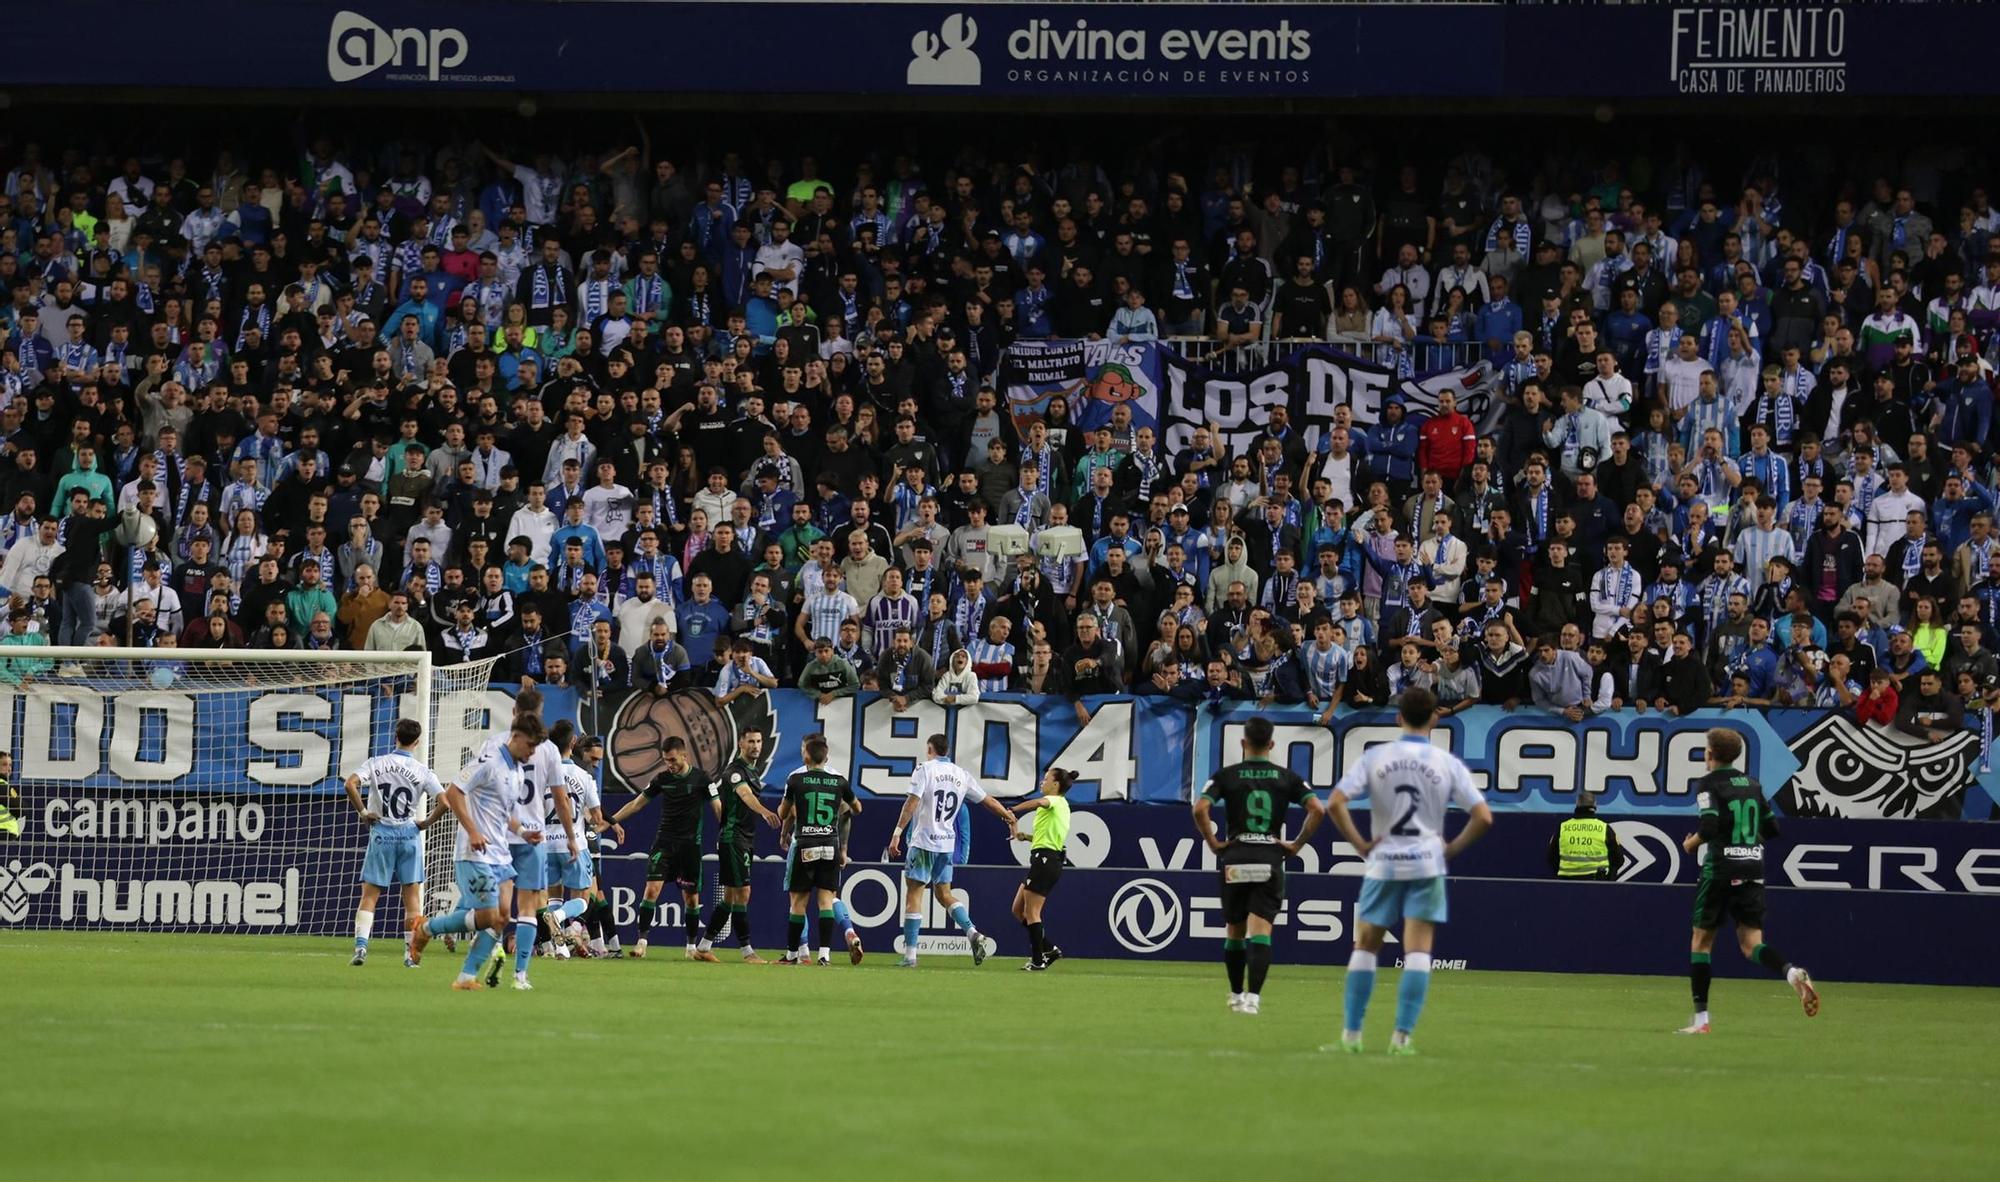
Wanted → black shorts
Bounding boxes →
[1691,875,1767,930]
[718,843,754,888]
[1218,858,1286,924]
[647,840,701,888]
[785,844,841,893]
[1024,848,1064,896]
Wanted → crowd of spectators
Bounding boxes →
[0,129,1995,753]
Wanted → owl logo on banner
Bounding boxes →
[1776,713,1976,819]
[908,14,981,86]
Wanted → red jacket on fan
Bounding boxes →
[1854,683,1898,726]
[1417,409,1476,483]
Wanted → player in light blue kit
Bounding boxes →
[342,718,447,966]
[409,715,547,990]
[883,733,1018,968]
[1327,687,1493,1055]
[476,688,575,989]
[543,721,614,955]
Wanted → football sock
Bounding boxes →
[903,913,922,959]
[461,929,497,977]
[1750,942,1789,975]
[637,898,657,934]
[685,899,701,947]
[1690,951,1712,1010]
[1027,921,1048,960]
[514,918,537,973]
[1395,952,1432,1034]
[787,915,806,955]
[817,910,835,953]
[949,902,976,936]
[353,909,373,950]
[833,899,856,939]
[1246,934,1273,994]
[730,902,749,948]
[557,898,588,923]
[427,910,472,937]
[1223,938,1247,993]
[704,902,732,943]
[1343,949,1379,1033]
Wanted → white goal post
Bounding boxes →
[0,646,504,935]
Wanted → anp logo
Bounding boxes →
[327,10,469,83]
[908,14,981,86]
[1106,878,1181,954]
[0,859,55,924]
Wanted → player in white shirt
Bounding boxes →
[341,719,446,967]
[409,715,546,990]
[475,690,575,990]
[883,733,1018,968]
[1327,688,1494,1054]
[542,722,618,957]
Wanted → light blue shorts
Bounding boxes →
[509,840,549,891]
[905,847,953,885]
[546,842,594,891]
[455,860,502,910]
[1357,876,1449,927]
[360,827,422,887]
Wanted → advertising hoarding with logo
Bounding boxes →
[11,2,1998,98]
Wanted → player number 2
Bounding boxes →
[934,791,960,823]
[1389,786,1421,837]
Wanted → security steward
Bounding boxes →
[1547,791,1624,879]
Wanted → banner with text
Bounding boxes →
[13,3,1999,99]
[998,338,1502,458]
[597,690,1999,821]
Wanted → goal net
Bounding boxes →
[0,647,503,936]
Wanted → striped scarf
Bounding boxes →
[1754,386,1797,447]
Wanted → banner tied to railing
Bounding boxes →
[997,337,1503,457]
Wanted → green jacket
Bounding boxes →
[54,459,114,508]
[286,585,339,635]
[797,656,859,698]
[0,630,53,685]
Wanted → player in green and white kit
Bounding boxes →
[1679,727,1820,1034]
[1192,717,1326,1015]
[777,733,859,965]
[697,730,780,963]
[1010,766,1078,971]
[606,735,718,960]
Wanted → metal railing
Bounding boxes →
[1166,335,1487,373]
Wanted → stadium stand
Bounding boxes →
[0,125,1994,765]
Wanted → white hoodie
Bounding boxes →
[932,648,980,706]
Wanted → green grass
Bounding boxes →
[5,932,1995,1181]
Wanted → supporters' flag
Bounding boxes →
[999,337,1502,457]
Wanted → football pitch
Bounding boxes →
[5,932,1993,1181]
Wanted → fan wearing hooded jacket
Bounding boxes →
[933,648,981,706]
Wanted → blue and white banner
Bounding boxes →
[998,337,1502,458]
[0,679,1992,821]
[597,690,1999,822]
[0,679,574,798]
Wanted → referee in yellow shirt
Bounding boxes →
[1009,767,1078,971]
